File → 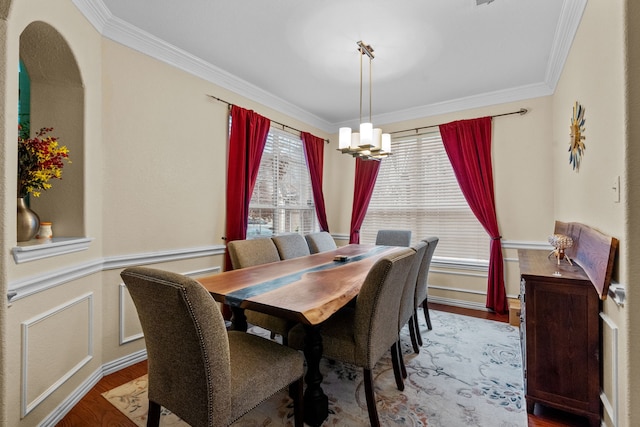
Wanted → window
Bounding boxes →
[360,131,489,263]
[248,127,319,238]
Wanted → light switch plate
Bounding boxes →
[612,176,620,203]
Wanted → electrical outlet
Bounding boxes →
[612,176,620,203]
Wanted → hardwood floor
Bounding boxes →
[58,303,591,426]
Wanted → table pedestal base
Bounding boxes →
[303,324,328,426]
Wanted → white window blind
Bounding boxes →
[248,127,319,238]
[360,131,489,263]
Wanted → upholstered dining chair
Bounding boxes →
[121,267,304,427]
[288,247,416,427]
[391,240,428,391]
[227,238,281,270]
[375,229,412,247]
[227,238,296,345]
[304,231,337,254]
[271,233,311,260]
[413,237,440,345]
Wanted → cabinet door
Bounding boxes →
[525,278,600,413]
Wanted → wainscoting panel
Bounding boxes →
[21,293,94,417]
[600,312,619,427]
[118,266,222,345]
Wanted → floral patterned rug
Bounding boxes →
[102,309,526,426]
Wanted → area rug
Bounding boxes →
[102,310,526,426]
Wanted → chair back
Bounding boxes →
[375,229,412,247]
[415,237,439,309]
[399,241,428,330]
[305,231,337,253]
[353,247,416,368]
[121,267,231,426]
[228,238,281,269]
[271,233,311,260]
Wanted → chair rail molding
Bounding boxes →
[7,245,225,303]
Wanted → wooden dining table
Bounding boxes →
[197,243,401,426]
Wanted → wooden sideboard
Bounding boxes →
[518,249,601,427]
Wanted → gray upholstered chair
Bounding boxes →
[375,229,412,247]
[390,241,428,390]
[227,238,295,344]
[413,237,439,344]
[228,238,281,269]
[288,247,416,427]
[120,267,304,427]
[271,233,311,260]
[304,231,337,253]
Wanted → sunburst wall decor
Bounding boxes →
[569,101,586,171]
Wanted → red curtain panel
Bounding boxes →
[224,105,270,271]
[439,117,507,314]
[349,158,381,244]
[301,132,330,232]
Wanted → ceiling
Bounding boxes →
[76,0,586,133]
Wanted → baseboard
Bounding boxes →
[428,295,489,311]
[40,349,148,427]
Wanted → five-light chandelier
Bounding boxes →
[338,41,391,160]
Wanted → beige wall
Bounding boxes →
[551,1,628,426]
[0,0,635,426]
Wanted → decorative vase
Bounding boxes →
[17,197,40,242]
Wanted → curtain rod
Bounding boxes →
[207,94,330,144]
[389,108,528,135]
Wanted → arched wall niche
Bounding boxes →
[19,21,85,238]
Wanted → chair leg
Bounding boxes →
[423,299,433,330]
[414,308,423,347]
[399,341,407,379]
[147,400,161,427]
[408,316,420,353]
[390,342,404,391]
[363,368,381,427]
[290,377,304,427]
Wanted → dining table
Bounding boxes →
[197,243,401,427]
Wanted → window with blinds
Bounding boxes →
[248,127,319,238]
[360,131,490,263]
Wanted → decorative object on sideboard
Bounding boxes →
[548,233,574,266]
[337,41,391,161]
[17,123,70,242]
[569,101,586,171]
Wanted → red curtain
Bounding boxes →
[224,105,270,271]
[301,132,330,232]
[439,117,507,314]
[349,158,381,244]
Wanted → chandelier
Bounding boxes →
[338,41,391,161]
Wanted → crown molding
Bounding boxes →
[72,0,333,132]
[544,0,588,92]
[73,0,585,134]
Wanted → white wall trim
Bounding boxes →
[118,266,222,345]
[600,312,619,427]
[71,0,586,134]
[39,349,147,427]
[7,245,225,303]
[428,295,488,311]
[118,284,144,345]
[22,293,94,417]
[544,0,588,91]
[12,237,94,264]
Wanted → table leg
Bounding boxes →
[303,324,328,426]
[230,307,248,332]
